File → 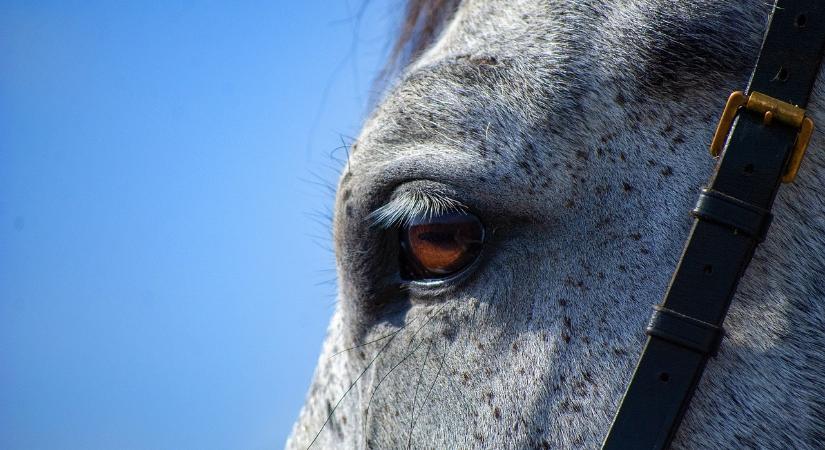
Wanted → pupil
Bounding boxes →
[418,230,456,245]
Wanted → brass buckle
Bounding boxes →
[710,91,814,183]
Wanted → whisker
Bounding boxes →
[406,341,433,447]
[432,341,474,447]
[307,321,402,449]
[407,339,446,449]
[330,329,403,359]
[309,301,451,449]
[328,307,431,359]
[361,302,451,445]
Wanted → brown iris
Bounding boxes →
[400,211,484,280]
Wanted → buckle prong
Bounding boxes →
[709,91,814,183]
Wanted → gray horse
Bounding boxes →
[289,0,825,448]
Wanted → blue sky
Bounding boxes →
[0,1,396,448]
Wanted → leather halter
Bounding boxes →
[603,1,825,448]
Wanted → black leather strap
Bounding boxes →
[602,1,825,448]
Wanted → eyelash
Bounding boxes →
[369,189,468,230]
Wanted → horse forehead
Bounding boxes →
[413,0,765,86]
[358,0,767,149]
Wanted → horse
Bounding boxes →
[288,1,825,448]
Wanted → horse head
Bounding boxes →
[290,1,825,447]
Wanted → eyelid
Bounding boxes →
[369,187,467,229]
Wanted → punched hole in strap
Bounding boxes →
[646,305,724,356]
[691,188,773,242]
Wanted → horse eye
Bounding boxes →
[399,211,484,280]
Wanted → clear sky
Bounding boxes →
[0,1,396,448]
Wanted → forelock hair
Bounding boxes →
[386,0,461,75]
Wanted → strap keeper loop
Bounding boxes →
[691,188,773,242]
[645,305,725,356]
